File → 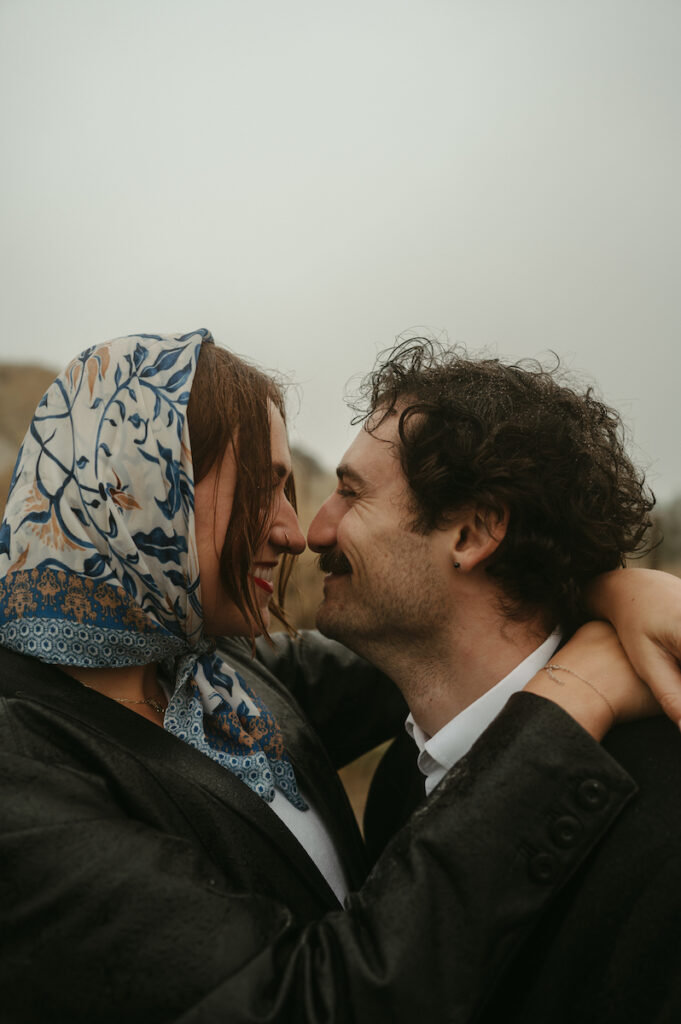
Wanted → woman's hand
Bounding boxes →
[585,568,681,725]
[524,621,659,741]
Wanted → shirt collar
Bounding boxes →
[405,629,562,796]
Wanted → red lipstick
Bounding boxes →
[249,575,274,595]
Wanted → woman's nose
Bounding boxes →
[271,501,306,554]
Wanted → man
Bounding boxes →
[307,338,681,1023]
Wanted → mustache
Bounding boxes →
[317,549,352,575]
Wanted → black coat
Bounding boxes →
[0,635,635,1024]
[366,713,681,1023]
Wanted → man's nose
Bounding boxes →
[306,496,339,553]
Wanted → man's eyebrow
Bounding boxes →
[336,464,367,488]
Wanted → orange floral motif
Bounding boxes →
[5,571,38,618]
[219,715,255,749]
[108,470,141,512]
[122,603,149,631]
[232,711,285,759]
[9,546,30,573]
[265,730,286,759]
[36,568,62,607]
[246,717,269,742]
[65,342,112,398]
[65,358,82,391]
[62,576,96,624]
[94,584,123,615]
[23,483,84,552]
[86,342,112,399]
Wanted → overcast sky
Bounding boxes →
[1,0,679,502]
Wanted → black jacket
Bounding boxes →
[366,713,681,1023]
[0,635,635,1024]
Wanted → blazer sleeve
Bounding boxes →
[0,692,637,1024]
[253,630,408,767]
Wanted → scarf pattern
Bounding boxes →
[0,330,307,810]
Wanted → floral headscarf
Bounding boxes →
[0,329,307,810]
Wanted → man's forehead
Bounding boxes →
[336,416,403,484]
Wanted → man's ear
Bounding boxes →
[450,506,509,571]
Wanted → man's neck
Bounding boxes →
[361,605,551,736]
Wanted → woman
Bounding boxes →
[0,328,677,1023]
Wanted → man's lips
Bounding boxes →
[317,549,352,576]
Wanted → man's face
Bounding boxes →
[307,412,453,654]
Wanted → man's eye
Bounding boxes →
[336,488,355,499]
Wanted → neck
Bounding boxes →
[63,662,166,724]
[361,599,550,736]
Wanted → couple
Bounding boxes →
[0,329,679,1023]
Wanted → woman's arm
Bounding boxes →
[584,568,681,724]
[524,619,659,739]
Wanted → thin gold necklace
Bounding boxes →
[79,681,167,714]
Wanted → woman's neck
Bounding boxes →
[63,662,167,725]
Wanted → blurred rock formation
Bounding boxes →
[0,364,56,503]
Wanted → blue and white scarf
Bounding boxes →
[0,329,307,810]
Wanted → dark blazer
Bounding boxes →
[366,714,681,1023]
[0,636,636,1024]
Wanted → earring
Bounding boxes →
[453,561,461,569]
[284,530,290,545]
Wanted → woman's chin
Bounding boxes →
[203,603,270,639]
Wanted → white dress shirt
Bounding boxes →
[267,788,350,904]
[406,630,562,796]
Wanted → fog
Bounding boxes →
[1,0,679,498]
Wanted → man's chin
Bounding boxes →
[314,599,345,641]
[315,610,376,666]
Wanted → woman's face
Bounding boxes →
[193,405,305,636]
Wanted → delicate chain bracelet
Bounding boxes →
[543,663,616,728]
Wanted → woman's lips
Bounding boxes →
[249,575,274,595]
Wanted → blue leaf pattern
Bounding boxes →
[132,527,187,565]
[132,343,147,369]
[165,363,193,392]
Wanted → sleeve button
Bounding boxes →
[529,852,557,883]
[550,815,582,848]
[577,779,608,811]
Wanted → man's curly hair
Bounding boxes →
[352,338,655,633]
